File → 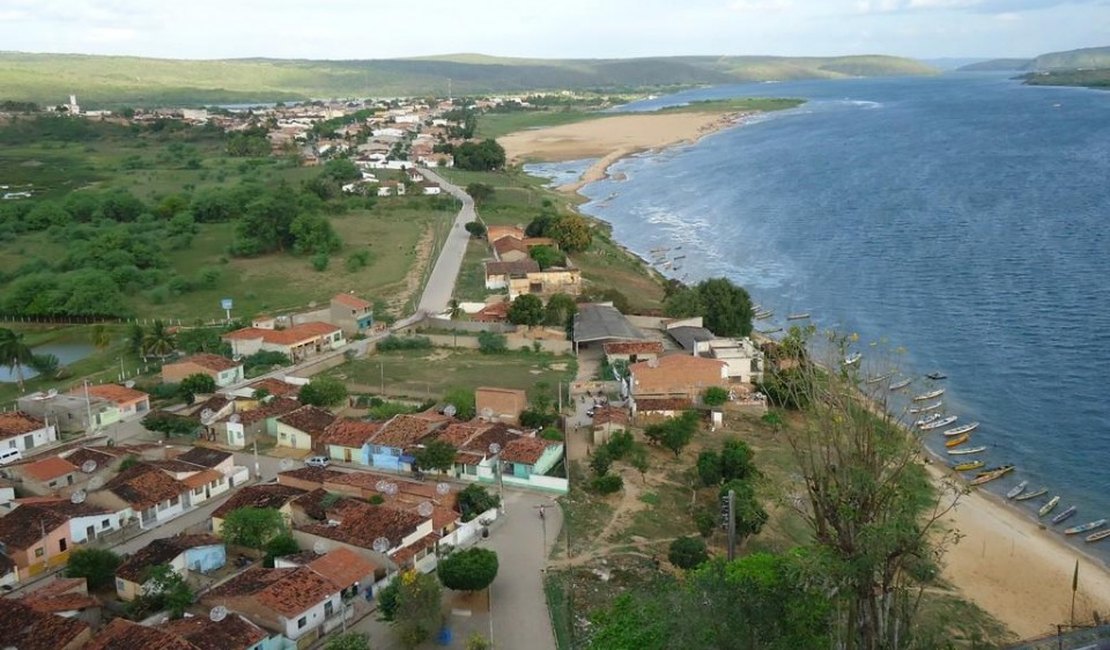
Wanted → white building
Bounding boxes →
[0,411,58,453]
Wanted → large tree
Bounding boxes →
[413,439,457,473]
[544,293,578,328]
[664,277,755,338]
[178,373,217,403]
[457,484,500,522]
[298,377,348,407]
[437,548,499,592]
[507,294,545,327]
[141,319,176,359]
[548,214,592,252]
[219,506,288,549]
[65,547,122,590]
[390,570,443,649]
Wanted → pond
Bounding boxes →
[0,339,96,383]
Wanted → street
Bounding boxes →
[416,168,476,316]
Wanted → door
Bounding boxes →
[86,525,95,540]
[59,538,67,552]
[344,448,352,463]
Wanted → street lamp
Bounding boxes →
[488,443,505,513]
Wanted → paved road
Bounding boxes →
[416,168,476,316]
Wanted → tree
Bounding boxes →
[65,547,121,590]
[141,411,199,438]
[644,410,699,457]
[299,377,348,407]
[118,455,140,471]
[443,387,475,420]
[529,245,565,270]
[322,158,361,182]
[447,299,463,320]
[525,212,556,238]
[589,445,613,477]
[325,632,372,650]
[476,331,507,354]
[127,323,145,354]
[548,213,592,252]
[702,386,729,406]
[391,570,443,649]
[720,438,756,482]
[663,287,705,319]
[668,536,709,570]
[464,220,486,238]
[437,548,499,592]
[544,293,578,328]
[263,533,300,568]
[291,212,342,255]
[697,277,755,338]
[457,484,500,522]
[507,294,545,327]
[219,507,288,549]
[28,353,59,378]
[465,633,491,650]
[720,480,768,544]
[465,182,495,205]
[414,439,457,473]
[454,139,506,171]
[696,450,723,487]
[178,372,216,404]
[629,445,650,483]
[377,578,401,621]
[141,319,176,359]
[0,328,33,391]
[143,564,194,619]
[90,324,113,351]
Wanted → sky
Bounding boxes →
[0,0,1106,61]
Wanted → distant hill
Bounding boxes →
[0,51,937,107]
[925,58,992,71]
[1030,46,1110,71]
[957,58,1033,72]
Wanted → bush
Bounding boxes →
[437,548,499,592]
[477,331,507,354]
[697,451,723,487]
[458,484,500,522]
[668,536,709,569]
[311,253,329,271]
[605,430,634,460]
[345,250,372,272]
[376,335,432,351]
[65,547,121,589]
[540,427,564,441]
[519,409,557,429]
[590,446,613,477]
[703,386,729,406]
[464,221,486,238]
[694,509,717,538]
[591,474,623,494]
[298,377,348,407]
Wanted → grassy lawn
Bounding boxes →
[325,347,577,400]
[454,238,493,302]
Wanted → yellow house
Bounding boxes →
[275,406,337,453]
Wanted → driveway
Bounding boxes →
[415,168,476,316]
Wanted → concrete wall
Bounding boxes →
[418,318,517,334]
[415,333,572,354]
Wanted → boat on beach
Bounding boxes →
[1052,506,1078,525]
[943,422,979,437]
[1065,519,1106,535]
[947,445,987,456]
[909,400,943,414]
[921,415,958,431]
[843,353,862,366]
[952,460,985,472]
[1086,530,1110,543]
[889,378,913,391]
[944,432,970,447]
[866,372,893,385]
[914,413,942,428]
[1038,496,1061,517]
[1006,480,1029,499]
[787,313,811,320]
[912,388,945,401]
[925,372,948,380]
[1015,487,1048,501]
[970,465,1015,486]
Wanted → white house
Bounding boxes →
[419,183,442,195]
[0,411,57,453]
[203,566,343,641]
[67,506,122,544]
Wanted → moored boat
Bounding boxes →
[1086,530,1110,543]
[1015,487,1048,501]
[889,378,913,391]
[944,432,969,447]
[909,400,943,414]
[1006,480,1029,499]
[787,313,811,320]
[943,422,979,437]
[921,415,958,431]
[970,465,1015,486]
[1038,496,1061,517]
[952,460,984,472]
[947,445,987,456]
[1065,519,1106,535]
[925,372,947,380]
[912,388,945,402]
[865,372,893,384]
[754,310,774,320]
[756,327,783,335]
[1052,505,1078,524]
[843,353,862,366]
[914,413,941,428]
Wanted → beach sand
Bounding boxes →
[498,111,746,193]
[932,464,1110,639]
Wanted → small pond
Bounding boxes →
[0,339,95,383]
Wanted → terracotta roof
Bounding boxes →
[0,503,70,550]
[277,405,337,436]
[307,547,378,588]
[603,341,664,356]
[332,292,372,309]
[635,397,694,412]
[22,592,98,614]
[522,236,558,248]
[236,397,301,425]
[279,466,348,486]
[182,468,224,489]
[205,566,339,618]
[592,406,630,426]
[171,353,241,372]
[0,600,91,650]
[102,463,188,510]
[212,483,305,519]
[87,618,197,650]
[486,225,524,242]
[0,410,46,436]
[75,383,149,405]
[485,259,540,277]
[63,447,116,472]
[434,422,491,447]
[493,236,527,256]
[499,436,554,465]
[158,614,267,650]
[371,414,445,448]
[630,354,727,396]
[116,534,223,582]
[222,321,340,346]
[146,459,207,473]
[247,378,300,398]
[472,301,509,323]
[463,422,528,457]
[297,499,425,550]
[176,447,233,469]
[320,418,382,448]
[21,498,112,519]
[389,531,438,567]
[19,455,78,482]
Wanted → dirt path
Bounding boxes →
[389,225,435,313]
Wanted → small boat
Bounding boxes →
[943,422,979,437]
[912,388,946,402]
[921,415,958,431]
[952,460,985,472]
[786,313,811,320]
[925,372,948,381]
[970,465,1014,486]
[914,413,942,428]
[1086,530,1110,543]
[866,372,893,385]
[1052,506,1078,525]
[889,377,913,391]
[754,310,774,321]
[1038,496,1061,517]
[909,400,943,414]
[756,327,783,335]
[948,445,987,456]
[1006,480,1029,499]
[673,255,686,260]
[1015,487,1048,501]
[1065,519,1106,535]
[843,353,862,366]
[944,432,970,448]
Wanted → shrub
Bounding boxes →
[540,427,564,441]
[464,221,486,238]
[668,536,709,569]
[697,450,723,487]
[377,335,432,351]
[458,484,500,522]
[311,253,329,271]
[605,430,634,460]
[703,386,729,406]
[437,547,499,592]
[591,474,623,494]
[477,331,507,354]
[590,446,613,477]
[694,508,717,538]
[519,409,557,429]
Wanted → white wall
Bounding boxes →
[282,593,341,640]
[1,424,57,452]
[69,512,121,543]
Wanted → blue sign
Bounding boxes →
[220,298,233,310]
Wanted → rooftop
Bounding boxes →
[634,397,694,412]
[247,378,301,398]
[171,353,241,372]
[0,503,70,549]
[182,468,224,489]
[222,321,340,346]
[62,446,117,472]
[603,340,665,356]
[306,547,379,588]
[332,292,372,310]
[19,455,78,482]
[573,303,646,344]
[102,463,188,510]
[298,499,425,550]
[484,259,540,277]
[116,534,223,582]
[86,618,197,650]
[74,383,149,405]
[592,405,630,426]
[320,418,382,448]
[0,410,46,437]
[212,483,306,519]
[277,405,337,436]
[371,414,446,448]
[158,614,268,650]
[205,566,339,618]
[667,326,716,351]
[176,446,233,469]
[235,397,302,425]
[0,599,91,650]
[499,436,554,465]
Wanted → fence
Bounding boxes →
[414,332,572,354]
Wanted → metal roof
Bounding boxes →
[667,326,716,351]
[573,304,646,344]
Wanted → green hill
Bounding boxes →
[1031,46,1110,71]
[957,58,1033,72]
[0,51,936,108]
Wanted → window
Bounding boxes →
[48,481,57,488]
[324,600,334,617]
[59,538,67,552]
[280,432,288,439]
[297,616,307,629]
[169,496,179,507]
[34,547,44,558]
[101,519,110,529]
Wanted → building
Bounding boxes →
[222,321,345,361]
[17,392,117,434]
[602,341,664,365]
[115,533,226,601]
[572,303,647,354]
[0,410,58,452]
[162,353,245,388]
[275,546,378,600]
[492,236,529,262]
[318,419,382,464]
[498,436,563,482]
[10,455,79,494]
[88,616,270,650]
[0,550,17,589]
[0,599,92,650]
[202,566,342,641]
[484,259,539,291]
[475,387,528,424]
[486,225,525,243]
[704,338,765,384]
[0,502,75,576]
[18,576,100,627]
[74,384,151,419]
[591,406,630,445]
[329,293,374,335]
[211,484,306,536]
[90,463,192,530]
[275,405,337,452]
[366,415,448,471]
[508,266,581,300]
[215,397,302,449]
[175,447,235,476]
[629,355,728,402]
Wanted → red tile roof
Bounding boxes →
[635,397,694,412]
[157,614,267,650]
[171,353,241,372]
[247,378,300,398]
[175,447,233,469]
[320,418,382,448]
[332,293,372,309]
[87,618,197,650]
[388,531,438,567]
[222,321,340,346]
[603,341,664,355]
[307,547,378,588]
[182,468,223,489]
[371,414,446,448]
[236,397,301,425]
[485,259,540,277]
[212,483,306,519]
[116,534,223,582]
[493,236,527,256]
[19,455,78,482]
[205,566,339,618]
[297,499,425,550]
[277,405,337,436]
[0,410,46,437]
[500,436,554,465]
[0,600,92,650]
[592,406,630,426]
[0,503,70,550]
[102,463,188,510]
[74,383,149,406]
[62,447,117,472]
[20,577,98,614]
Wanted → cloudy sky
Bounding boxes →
[0,0,1106,60]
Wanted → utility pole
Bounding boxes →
[83,380,94,436]
[252,441,260,480]
[725,489,737,561]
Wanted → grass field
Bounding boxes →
[455,238,493,302]
[475,110,615,139]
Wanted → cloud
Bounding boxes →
[856,0,1100,12]
[729,0,794,11]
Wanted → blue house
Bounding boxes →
[115,533,227,601]
[367,414,448,472]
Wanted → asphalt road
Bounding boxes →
[415,168,476,317]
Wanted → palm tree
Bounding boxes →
[0,328,34,392]
[28,353,59,379]
[141,320,176,360]
[127,323,145,354]
[448,299,463,320]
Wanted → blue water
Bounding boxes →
[0,340,95,383]
[528,73,1110,551]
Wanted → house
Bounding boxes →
[667,324,716,355]
[419,182,442,195]
[484,259,540,291]
[276,405,337,452]
[156,614,270,650]
[212,483,306,536]
[17,392,117,434]
[629,355,728,402]
[248,378,302,399]
[508,266,582,300]
[0,502,73,576]
[275,546,378,600]
[632,397,694,419]
[202,566,343,641]
[20,576,101,627]
[405,168,424,183]
[222,321,345,361]
[90,463,191,529]
[704,338,765,384]
[475,387,528,424]
[492,236,529,262]
[0,410,58,452]
[291,494,433,572]
[162,353,245,388]
[486,225,525,243]
[175,447,235,477]
[11,455,79,494]
[218,397,302,449]
[62,446,121,477]
[318,418,382,464]
[0,550,17,588]
[0,599,92,650]
[603,341,664,366]
[498,436,563,482]
[115,533,226,601]
[591,406,630,445]
[367,414,449,471]
[329,292,374,335]
[27,498,122,545]
[573,303,648,354]
[377,180,405,196]
[472,300,510,323]
[75,383,151,419]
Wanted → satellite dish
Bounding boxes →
[80,460,98,474]
[229,414,241,424]
[280,458,294,471]
[375,480,388,492]
[372,537,391,553]
[443,404,457,418]
[480,407,494,419]
[209,605,228,622]
[70,490,87,504]
[417,501,434,517]
[88,476,105,490]
[232,355,243,362]
[313,540,329,555]
[435,482,451,496]
[383,483,398,497]
[201,409,215,421]
[488,443,501,455]
[124,380,136,389]
[47,389,58,397]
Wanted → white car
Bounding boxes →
[305,456,330,468]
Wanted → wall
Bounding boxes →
[413,333,572,354]
[274,423,313,450]
[185,544,227,574]
[69,513,121,544]
[418,318,517,334]
[502,474,568,494]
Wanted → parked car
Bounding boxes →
[305,456,330,468]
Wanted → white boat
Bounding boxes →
[943,422,979,437]
[1065,519,1106,535]
[919,415,957,431]
[947,445,987,456]
[865,372,893,385]
[909,400,943,414]
[889,378,913,391]
[843,353,862,366]
[754,310,774,321]
[1015,487,1048,501]
[914,413,942,428]
[912,388,945,402]
[1086,530,1110,543]
[1038,496,1061,518]
[1006,481,1029,499]
[786,313,811,320]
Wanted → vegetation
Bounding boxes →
[65,547,122,590]
[298,376,349,407]
[667,536,709,570]
[141,411,201,438]
[464,183,495,205]
[464,221,486,238]
[457,484,500,522]
[219,507,289,549]
[324,632,372,650]
[664,277,755,337]
[591,474,624,494]
[178,372,216,403]
[477,331,507,354]
[454,140,506,171]
[437,548,499,592]
[643,410,700,457]
[377,335,433,352]
[134,564,194,620]
[387,570,443,649]
[413,439,457,473]
[263,533,300,568]
[0,328,33,390]
[507,294,545,326]
[702,386,729,406]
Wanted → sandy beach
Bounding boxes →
[498,111,750,193]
